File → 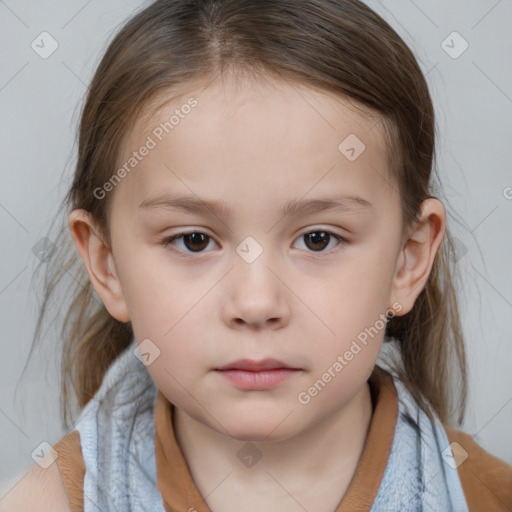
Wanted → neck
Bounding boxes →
[173,381,373,511]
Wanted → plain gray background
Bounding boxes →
[1,0,511,492]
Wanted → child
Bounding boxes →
[2,0,511,510]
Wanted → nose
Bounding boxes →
[221,251,291,331]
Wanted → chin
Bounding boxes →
[225,428,292,444]
[217,414,300,444]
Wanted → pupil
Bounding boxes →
[185,233,208,252]
[306,231,329,251]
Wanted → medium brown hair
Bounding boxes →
[28,0,467,429]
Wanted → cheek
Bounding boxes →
[300,264,392,364]
[308,258,393,325]
[116,246,200,330]
[135,318,209,410]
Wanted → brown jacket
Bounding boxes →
[53,366,512,512]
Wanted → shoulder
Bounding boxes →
[442,422,512,512]
[0,430,85,512]
[0,459,71,512]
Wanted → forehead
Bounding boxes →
[113,75,396,215]
[133,74,385,151]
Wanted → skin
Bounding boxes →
[67,73,445,512]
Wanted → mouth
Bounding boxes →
[215,358,298,371]
[214,359,301,390]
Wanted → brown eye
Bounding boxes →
[181,232,210,252]
[295,230,346,253]
[162,231,215,254]
[305,231,330,251]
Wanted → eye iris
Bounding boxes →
[184,233,209,252]
[305,231,330,251]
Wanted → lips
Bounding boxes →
[214,358,302,390]
[215,358,297,371]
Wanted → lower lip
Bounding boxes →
[215,368,299,390]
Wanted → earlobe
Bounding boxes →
[390,198,446,315]
[68,209,130,323]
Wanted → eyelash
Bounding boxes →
[160,229,348,257]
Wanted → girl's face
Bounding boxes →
[105,76,406,441]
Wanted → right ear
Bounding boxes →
[68,209,130,323]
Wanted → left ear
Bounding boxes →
[390,198,446,315]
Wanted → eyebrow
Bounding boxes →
[138,193,373,218]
